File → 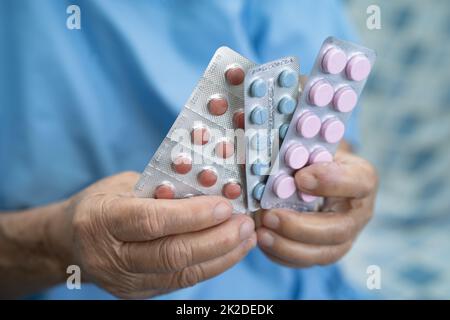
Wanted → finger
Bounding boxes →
[259,208,361,245]
[263,251,300,268]
[108,196,233,241]
[137,234,257,291]
[294,157,377,199]
[257,228,352,267]
[120,215,255,273]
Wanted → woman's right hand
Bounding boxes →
[61,172,256,299]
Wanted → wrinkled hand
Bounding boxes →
[62,172,256,299]
[256,149,377,268]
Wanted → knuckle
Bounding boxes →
[108,279,144,299]
[176,265,203,288]
[81,194,118,229]
[141,200,165,238]
[314,163,331,178]
[99,195,122,220]
[218,220,243,248]
[221,233,236,248]
[315,162,338,181]
[72,198,103,237]
[158,237,192,272]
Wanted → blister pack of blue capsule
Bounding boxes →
[261,37,376,212]
[243,57,300,212]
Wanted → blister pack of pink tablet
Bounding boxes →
[243,57,300,212]
[260,37,376,211]
[134,47,256,214]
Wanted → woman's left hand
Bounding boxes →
[256,148,378,267]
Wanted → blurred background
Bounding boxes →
[340,0,450,299]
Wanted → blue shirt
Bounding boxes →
[0,0,359,299]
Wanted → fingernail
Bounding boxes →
[213,202,232,221]
[239,220,255,241]
[263,213,279,230]
[259,231,274,247]
[298,173,318,190]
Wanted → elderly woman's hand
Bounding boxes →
[256,147,378,267]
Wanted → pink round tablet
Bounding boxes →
[208,96,228,116]
[296,111,321,138]
[321,118,345,144]
[172,154,192,174]
[222,182,242,199]
[309,148,333,164]
[233,110,245,129]
[284,143,309,170]
[346,54,371,81]
[191,126,210,145]
[198,168,218,187]
[215,141,234,158]
[225,66,245,85]
[154,183,175,199]
[298,192,318,203]
[273,174,296,199]
[309,80,334,107]
[322,47,347,74]
[333,87,357,112]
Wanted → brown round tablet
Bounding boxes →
[225,66,245,85]
[197,168,218,187]
[215,141,234,158]
[172,154,192,174]
[208,97,228,116]
[233,111,245,129]
[191,126,210,145]
[222,182,242,199]
[154,184,175,199]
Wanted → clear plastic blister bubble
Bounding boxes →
[186,77,244,130]
[135,138,246,212]
[260,37,376,211]
[166,109,242,166]
[134,170,202,200]
[203,46,256,98]
[135,47,255,214]
[244,57,300,212]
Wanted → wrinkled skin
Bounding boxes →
[64,172,256,299]
[256,148,378,267]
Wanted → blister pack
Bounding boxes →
[260,37,376,211]
[134,47,256,214]
[244,57,300,212]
